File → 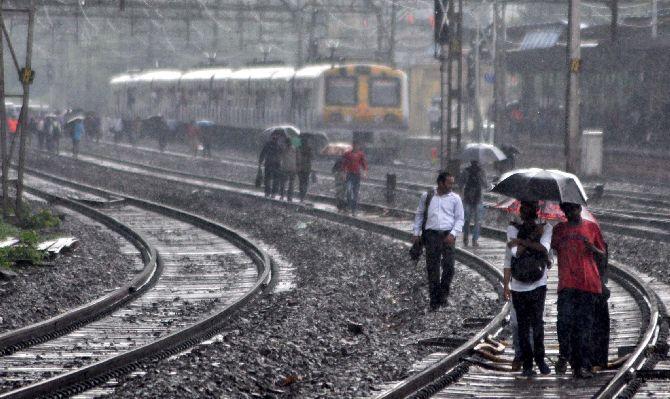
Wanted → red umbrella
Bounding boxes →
[495,198,598,224]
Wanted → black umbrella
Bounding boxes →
[491,168,588,205]
[456,143,507,164]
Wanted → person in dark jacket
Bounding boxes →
[297,138,313,202]
[259,129,284,198]
[458,160,487,247]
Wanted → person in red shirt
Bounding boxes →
[341,141,368,216]
[551,202,606,379]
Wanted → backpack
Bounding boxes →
[510,222,547,283]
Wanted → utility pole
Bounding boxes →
[565,0,581,173]
[652,0,658,38]
[435,0,449,171]
[610,0,618,41]
[15,1,36,220]
[0,0,8,220]
[474,20,482,142]
[492,0,506,147]
[388,0,397,66]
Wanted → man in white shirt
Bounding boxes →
[412,172,465,311]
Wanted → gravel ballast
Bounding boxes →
[28,152,500,398]
[0,204,138,334]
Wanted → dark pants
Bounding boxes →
[263,164,281,197]
[280,171,296,201]
[346,172,361,214]
[423,229,455,307]
[592,293,610,368]
[557,288,597,370]
[512,286,547,370]
[298,171,310,201]
[72,139,80,159]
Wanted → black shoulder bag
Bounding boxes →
[409,190,434,261]
[510,223,548,283]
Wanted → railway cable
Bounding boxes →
[25,148,670,398]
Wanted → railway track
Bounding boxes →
[71,143,670,242]
[0,174,272,398]
[26,148,669,398]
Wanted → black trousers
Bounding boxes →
[423,230,455,306]
[298,171,310,201]
[512,286,547,370]
[592,292,610,368]
[263,165,281,197]
[557,288,597,370]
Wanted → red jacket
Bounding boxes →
[551,220,606,294]
[342,149,368,175]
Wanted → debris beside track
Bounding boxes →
[28,153,500,398]
[0,204,137,333]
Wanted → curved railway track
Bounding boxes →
[25,147,669,398]
[0,174,272,399]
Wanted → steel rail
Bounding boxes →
[0,171,273,399]
[28,149,664,398]
[0,186,159,356]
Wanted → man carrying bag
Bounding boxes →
[411,172,464,311]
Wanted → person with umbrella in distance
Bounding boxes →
[457,143,506,247]
[412,171,464,311]
[67,114,85,159]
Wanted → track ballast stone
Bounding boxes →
[28,152,499,398]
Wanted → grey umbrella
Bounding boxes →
[491,168,588,205]
[457,143,507,163]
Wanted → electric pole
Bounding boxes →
[565,0,581,173]
[15,1,36,219]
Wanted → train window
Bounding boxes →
[325,76,357,106]
[369,78,400,107]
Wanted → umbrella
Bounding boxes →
[495,198,598,224]
[195,120,216,127]
[492,168,588,205]
[66,115,85,124]
[457,143,507,163]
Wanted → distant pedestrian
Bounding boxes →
[411,172,464,311]
[342,142,368,217]
[186,121,200,157]
[258,129,284,198]
[297,137,313,202]
[459,160,487,247]
[279,136,298,201]
[71,119,85,159]
[332,156,347,211]
[130,116,141,146]
[551,202,607,379]
[503,201,552,377]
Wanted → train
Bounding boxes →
[109,63,409,161]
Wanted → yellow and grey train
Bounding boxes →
[109,63,409,160]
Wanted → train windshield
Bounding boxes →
[370,78,400,107]
[325,77,357,106]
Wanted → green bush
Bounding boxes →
[21,209,61,229]
[0,230,46,267]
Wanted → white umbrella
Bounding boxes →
[457,143,507,164]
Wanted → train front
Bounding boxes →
[319,64,408,162]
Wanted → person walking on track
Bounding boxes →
[411,172,464,311]
[503,201,552,377]
[341,141,368,217]
[551,202,607,379]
